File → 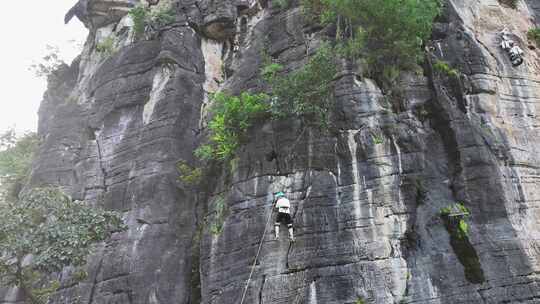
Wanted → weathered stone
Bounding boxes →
[3,0,540,303]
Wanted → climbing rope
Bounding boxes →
[239,203,274,304]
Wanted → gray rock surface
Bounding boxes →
[2,0,540,303]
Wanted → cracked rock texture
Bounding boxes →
[2,0,540,303]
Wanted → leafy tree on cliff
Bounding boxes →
[0,130,39,200]
[0,132,127,304]
[303,0,441,79]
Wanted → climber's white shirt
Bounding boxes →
[275,197,291,214]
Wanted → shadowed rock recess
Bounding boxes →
[3,0,540,303]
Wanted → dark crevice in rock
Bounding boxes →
[285,240,294,270]
[426,54,487,284]
[441,216,485,284]
[202,18,237,41]
[426,63,463,199]
[258,274,266,304]
[188,192,204,304]
[87,255,104,304]
[95,137,108,192]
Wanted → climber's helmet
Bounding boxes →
[275,192,285,198]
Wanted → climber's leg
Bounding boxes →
[283,213,294,241]
[288,224,295,242]
[274,223,280,239]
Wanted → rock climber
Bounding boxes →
[500,28,524,66]
[274,192,295,242]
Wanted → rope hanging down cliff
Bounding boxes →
[239,202,274,304]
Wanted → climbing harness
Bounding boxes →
[239,203,274,304]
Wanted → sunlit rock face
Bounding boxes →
[3,0,540,303]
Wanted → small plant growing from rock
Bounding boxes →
[129,5,148,38]
[371,132,384,145]
[433,60,459,78]
[498,0,519,9]
[129,2,176,40]
[439,202,485,283]
[72,269,89,282]
[176,160,203,186]
[95,36,116,55]
[440,202,470,238]
[209,196,228,235]
[275,0,290,9]
[527,28,540,46]
[148,1,176,27]
[29,45,67,82]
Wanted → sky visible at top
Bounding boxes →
[0,1,88,135]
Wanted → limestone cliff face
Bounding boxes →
[2,0,540,303]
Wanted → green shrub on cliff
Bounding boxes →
[129,2,176,39]
[0,188,126,304]
[195,45,337,163]
[0,130,39,200]
[527,28,540,46]
[196,92,270,161]
[209,195,228,235]
[95,36,116,55]
[262,44,337,129]
[29,45,66,80]
[129,5,148,38]
[433,60,459,78]
[176,160,203,186]
[302,0,441,77]
[440,202,470,239]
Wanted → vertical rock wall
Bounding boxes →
[2,0,540,303]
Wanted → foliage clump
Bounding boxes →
[196,93,270,161]
[129,2,176,39]
[0,132,126,303]
[355,298,366,304]
[527,28,540,46]
[440,202,470,239]
[433,60,459,78]
[29,45,66,80]
[129,5,148,38]
[498,0,519,9]
[371,132,384,145]
[176,160,203,186]
[301,0,441,81]
[95,36,116,55]
[275,0,291,9]
[439,202,485,283]
[209,196,228,235]
[262,44,338,128]
[0,130,39,200]
[0,188,126,303]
